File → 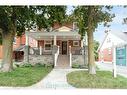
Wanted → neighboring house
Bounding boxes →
[0,34,26,59]
[98,30,127,63]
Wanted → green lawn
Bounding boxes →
[0,66,52,87]
[67,71,127,89]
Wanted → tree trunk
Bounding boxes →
[0,32,15,72]
[87,6,96,74]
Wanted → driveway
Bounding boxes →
[96,62,127,78]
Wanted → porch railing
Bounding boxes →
[54,46,60,67]
[69,46,72,67]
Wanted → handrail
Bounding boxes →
[69,46,72,67]
[54,46,59,67]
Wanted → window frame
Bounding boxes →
[108,47,112,55]
[73,41,79,46]
[44,40,52,52]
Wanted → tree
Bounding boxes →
[0,33,2,45]
[0,6,66,72]
[94,40,99,61]
[0,6,35,72]
[71,6,114,74]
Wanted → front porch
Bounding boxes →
[24,31,83,68]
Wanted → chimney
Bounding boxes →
[73,22,78,31]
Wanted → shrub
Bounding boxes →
[21,63,33,67]
[35,63,45,67]
[72,64,88,69]
[45,64,54,68]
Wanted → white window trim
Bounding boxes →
[44,40,52,52]
[108,47,111,55]
[73,41,79,46]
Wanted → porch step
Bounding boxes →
[54,66,71,69]
[56,55,70,69]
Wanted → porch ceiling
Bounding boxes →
[28,31,81,40]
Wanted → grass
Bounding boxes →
[67,71,127,89]
[0,66,53,87]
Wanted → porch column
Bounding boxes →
[24,31,29,63]
[54,35,56,45]
[40,46,42,55]
[81,40,84,55]
[81,40,83,48]
[69,46,72,67]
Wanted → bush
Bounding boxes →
[72,64,88,69]
[45,64,54,68]
[34,63,45,67]
[72,64,80,68]
[33,63,54,68]
[21,63,33,67]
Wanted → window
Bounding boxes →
[73,41,79,46]
[107,38,111,43]
[44,41,52,51]
[108,48,111,55]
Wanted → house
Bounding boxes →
[98,30,127,63]
[0,22,86,68]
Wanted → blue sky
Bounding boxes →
[67,6,127,44]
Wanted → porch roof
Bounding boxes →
[27,31,81,40]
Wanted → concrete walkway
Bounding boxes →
[31,68,85,89]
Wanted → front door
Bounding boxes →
[62,41,67,55]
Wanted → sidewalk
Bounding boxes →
[96,62,127,78]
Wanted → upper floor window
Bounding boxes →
[108,47,112,55]
[73,41,79,46]
[107,38,111,43]
[73,22,78,31]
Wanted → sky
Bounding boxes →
[67,6,127,44]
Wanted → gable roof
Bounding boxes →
[52,22,73,30]
[97,31,127,51]
[110,31,127,41]
[97,33,108,52]
[54,26,72,32]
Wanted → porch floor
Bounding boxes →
[55,55,70,69]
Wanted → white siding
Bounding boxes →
[100,33,125,51]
